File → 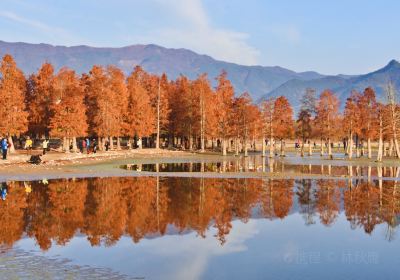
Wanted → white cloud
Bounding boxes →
[140,0,260,65]
[0,10,86,46]
[0,11,61,33]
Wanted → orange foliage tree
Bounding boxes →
[26,63,55,137]
[273,96,294,156]
[315,90,340,159]
[214,71,234,155]
[125,66,155,146]
[0,54,28,150]
[49,68,87,151]
[343,91,361,159]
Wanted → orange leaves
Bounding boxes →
[273,96,294,140]
[84,65,127,137]
[215,71,235,139]
[0,54,28,136]
[26,63,55,136]
[315,90,340,140]
[49,68,87,138]
[126,70,155,137]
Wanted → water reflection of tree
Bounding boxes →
[344,180,381,234]
[0,182,27,246]
[315,180,340,226]
[260,179,294,219]
[295,179,316,225]
[1,176,400,250]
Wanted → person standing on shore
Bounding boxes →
[42,139,49,155]
[86,138,90,154]
[105,140,110,151]
[1,137,9,160]
[81,139,86,153]
[25,136,33,155]
[92,139,97,153]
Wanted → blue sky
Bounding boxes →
[0,0,399,74]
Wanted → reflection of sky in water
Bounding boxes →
[16,213,400,280]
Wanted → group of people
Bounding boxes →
[0,136,49,161]
[0,136,146,161]
[80,138,99,154]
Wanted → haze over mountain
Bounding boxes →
[0,40,398,111]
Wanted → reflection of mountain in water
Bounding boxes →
[0,176,399,251]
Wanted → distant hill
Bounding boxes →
[0,40,324,101]
[0,40,398,111]
[260,60,400,112]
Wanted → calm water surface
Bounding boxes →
[0,175,400,279]
[121,158,400,179]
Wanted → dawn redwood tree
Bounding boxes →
[376,103,385,162]
[358,87,378,158]
[171,75,199,150]
[261,98,275,157]
[297,88,317,156]
[233,92,254,156]
[192,74,215,152]
[26,62,55,138]
[214,71,234,155]
[145,73,170,149]
[343,91,361,159]
[273,96,294,156]
[315,90,340,159]
[125,68,155,147]
[385,82,400,159]
[0,54,28,151]
[49,68,87,152]
[84,65,120,149]
[248,103,263,154]
[107,66,128,150]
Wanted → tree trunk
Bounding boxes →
[394,137,400,159]
[377,135,383,162]
[7,136,15,154]
[383,141,387,157]
[300,141,304,157]
[156,80,161,150]
[308,140,312,156]
[269,137,274,158]
[117,137,121,150]
[109,136,114,150]
[201,135,205,153]
[348,133,353,159]
[355,135,360,158]
[262,137,266,157]
[361,142,365,157]
[280,140,285,157]
[244,138,248,157]
[72,137,78,152]
[63,137,68,152]
[328,138,333,159]
[235,137,239,156]
[388,139,394,157]
[189,136,193,151]
[367,138,372,159]
[320,138,324,156]
[128,137,133,150]
[222,138,227,156]
[168,135,173,149]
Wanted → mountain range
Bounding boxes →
[0,40,399,112]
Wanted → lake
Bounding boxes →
[0,172,399,279]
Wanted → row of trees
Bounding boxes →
[1,54,399,160]
[1,176,399,250]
